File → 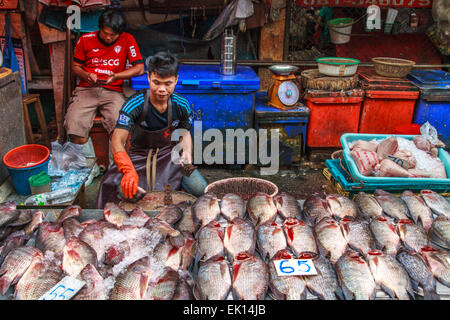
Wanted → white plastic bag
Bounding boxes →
[50,141,87,172]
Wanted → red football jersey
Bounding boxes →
[73,31,144,92]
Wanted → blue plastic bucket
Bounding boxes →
[6,158,50,195]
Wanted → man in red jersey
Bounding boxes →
[64,9,145,146]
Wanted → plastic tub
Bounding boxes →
[28,171,51,195]
[6,158,50,195]
[340,133,450,185]
[316,57,360,77]
[328,18,353,44]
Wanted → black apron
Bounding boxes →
[96,91,183,208]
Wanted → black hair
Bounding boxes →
[145,51,179,78]
[99,9,126,34]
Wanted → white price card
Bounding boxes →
[39,276,86,300]
[274,259,318,277]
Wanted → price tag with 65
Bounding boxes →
[274,259,318,276]
[39,276,85,300]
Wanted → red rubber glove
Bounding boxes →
[113,151,138,199]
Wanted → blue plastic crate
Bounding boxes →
[340,133,450,186]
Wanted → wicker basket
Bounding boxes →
[372,57,415,78]
[331,150,344,160]
[205,177,279,201]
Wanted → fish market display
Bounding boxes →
[0,188,448,301]
[247,192,278,225]
[257,221,287,261]
[396,248,439,300]
[283,218,317,256]
[268,250,307,300]
[274,192,302,219]
[301,252,343,300]
[195,255,232,300]
[367,249,414,300]
[401,191,434,231]
[335,250,377,300]
[314,217,347,264]
[354,192,383,220]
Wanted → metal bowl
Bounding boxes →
[269,64,299,76]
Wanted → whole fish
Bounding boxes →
[14,257,63,300]
[397,219,428,253]
[62,218,84,240]
[421,190,450,217]
[369,216,401,255]
[56,205,81,224]
[73,264,106,300]
[396,248,439,300]
[256,221,287,261]
[220,193,245,221]
[109,256,152,300]
[326,194,358,219]
[170,233,196,271]
[268,249,307,300]
[314,217,347,264]
[224,217,255,261]
[301,252,343,300]
[176,206,200,235]
[193,193,221,227]
[196,220,225,261]
[145,218,180,238]
[0,231,27,265]
[104,203,129,227]
[196,255,232,300]
[367,249,414,300]
[7,210,32,227]
[153,240,183,271]
[0,246,43,295]
[354,192,383,220]
[145,267,178,300]
[247,192,278,226]
[155,204,183,225]
[36,222,66,256]
[173,270,194,300]
[335,250,377,300]
[274,192,302,220]
[123,207,150,227]
[421,247,450,287]
[340,217,375,257]
[232,251,269,300]
[400,191,433,231]
[24,210,44,235]
[302,194,332,225]
[0,210,20,228]
[283,218,317,256]
[374,189,409,220]
[79,221,116,263]
[62,237,98,278]
[429,216,450,249]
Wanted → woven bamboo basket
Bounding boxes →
[205,177,279,201]
[372,57,415,78]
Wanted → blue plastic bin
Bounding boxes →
[407,70,450,146]
[341,133,450,186]
[6,159,50,195]
[132,65,260,164]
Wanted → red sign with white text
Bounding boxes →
[295,0,432,8]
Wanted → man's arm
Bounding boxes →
[111,128,130,155]
[72,61,98,86]
[106,63,145,85]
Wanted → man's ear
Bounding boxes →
[174,75,179,86]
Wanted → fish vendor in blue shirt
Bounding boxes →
[96,51,207,208]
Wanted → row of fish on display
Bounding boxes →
[0,188,448,300]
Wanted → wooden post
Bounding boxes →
[258,8,286,91]
[48,41,66,140]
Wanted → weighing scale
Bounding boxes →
[267,65,300,110]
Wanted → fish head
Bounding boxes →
[283,217,303,228]
[298,251,318,260]
[272,249,294,260]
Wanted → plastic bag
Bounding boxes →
[203,0,239,41]
[50,141,87,173]
[420,122,441,146]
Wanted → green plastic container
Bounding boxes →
[28,171,51,195]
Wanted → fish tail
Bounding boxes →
[0,275,12,295]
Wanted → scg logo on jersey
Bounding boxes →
[104,59,120,66]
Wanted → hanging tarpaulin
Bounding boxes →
[2,13,27,94]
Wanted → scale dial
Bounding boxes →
[278,81,299,106]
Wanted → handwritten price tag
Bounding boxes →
[274,259,318,276]
[39,276,85,300]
